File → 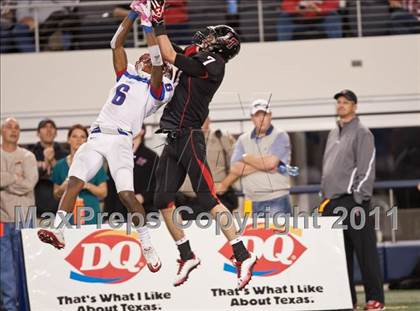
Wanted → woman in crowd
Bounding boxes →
[51,124,108,224]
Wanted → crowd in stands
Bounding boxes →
[1,0,419,53]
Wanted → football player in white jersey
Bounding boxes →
[37,1,173,273]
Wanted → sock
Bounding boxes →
[54,210,68,232]
[231,238,249,262]
[176,238,194,261]
[137,226,152,249]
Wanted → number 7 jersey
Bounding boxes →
[94,64,174,136]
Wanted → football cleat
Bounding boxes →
[173,255,201,287]
[235,252,257,289]
[364,300,385,310]
[143,246,162,273]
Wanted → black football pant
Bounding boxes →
[154,129,220,212]
[322,195,384,304]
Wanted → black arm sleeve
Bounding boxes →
[172,42,184,54]
[174,54,207,78]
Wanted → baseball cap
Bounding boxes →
[37,118,57,131]
[250,99,271,115]
[334,89,358,104]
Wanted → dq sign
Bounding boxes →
[219,225,307,277]
[65,229,146,284]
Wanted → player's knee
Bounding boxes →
[197,195,220,214]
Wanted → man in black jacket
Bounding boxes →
[30,119,67,217]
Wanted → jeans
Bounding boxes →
[277,11,342,41]
[0,223,22,311]
[252,194,292,217]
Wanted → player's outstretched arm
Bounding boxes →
[110,10,138,76]
[148,0,177,63]
[131,1,165,91]
[145,31,164,91]
[150,0,208,78]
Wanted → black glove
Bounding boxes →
[151,0,166,27]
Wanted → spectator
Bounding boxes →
[402,0,420,20]
[165,0,190,45]
[1,117,38,311]
[277,0,342,41]
[12,0,79,52]
[104,125,159,221]
[217,99,292,216]
[188,0,227,35]
[346,0,391,37]
[176,117,238,219]
[389,0,420,34]
[226,0,240,31]
[51,124,107,225]
[319,90,384,310]
[76,0,130,50]
[0,0,16,53]
[30,119,67,219]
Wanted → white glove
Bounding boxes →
[130,0,152,27]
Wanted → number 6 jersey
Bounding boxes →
[94,64,174,136]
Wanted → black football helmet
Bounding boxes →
[193,25,241,62]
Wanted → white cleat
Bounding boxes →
[236,252,258,289]
[173,255,201,287]
[37,229,65,249]
[143,246,162,273]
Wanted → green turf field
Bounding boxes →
[356,289,420,310]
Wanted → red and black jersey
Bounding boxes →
[159,49,225,130]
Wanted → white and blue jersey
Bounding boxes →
[94,64,174,136]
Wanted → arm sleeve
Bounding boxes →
[174,54,208,78]
[352,130,376,204]
[269,132,291,166]
[0,172,16,189]
[230,140,245,165]
[172,43,184,54]
[7,152,39,196]
[116,68,127,82]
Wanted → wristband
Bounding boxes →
[148,45,163,66]
[153,22,167,36]
[143,26,153,33]
[128,10,139,21]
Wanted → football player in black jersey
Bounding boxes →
[131,0,257,289]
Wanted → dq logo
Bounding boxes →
[219,224,307,277]
[65,229,146,284]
